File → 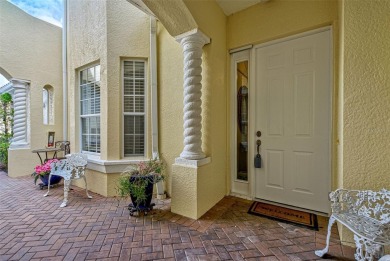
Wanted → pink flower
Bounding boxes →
[34,159,59,176]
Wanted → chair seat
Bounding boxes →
[334,213,390,244]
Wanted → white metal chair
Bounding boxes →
[315,189,390,261]
[44,153,92,207]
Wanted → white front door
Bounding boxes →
[254,29,331,213]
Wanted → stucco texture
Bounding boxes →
[184,0,228,218]
[68,0,107,157]
[340,0,390,247]
[0,1,63,177]
[156,23,183,195]
[67,0,150,196]
[170,164,198,218]
[68,0,150,158]
[143,0,197,37]
[106,0,150,160]
[227,0,338,49]
[342,0,390,190]
[157,0,227,219]
[72,170,120,197]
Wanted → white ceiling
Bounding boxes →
[216,0,269,16]
[129,0,269,19]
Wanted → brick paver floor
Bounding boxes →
[0,172,355,260]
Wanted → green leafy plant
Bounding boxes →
[117,158,165,208]
[0,136,10,169]
[0,93,13,170]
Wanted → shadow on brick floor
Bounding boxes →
[0,173,355,261]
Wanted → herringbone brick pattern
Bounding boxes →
[0,172,355,260]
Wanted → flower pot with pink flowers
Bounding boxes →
[31,159,62,188]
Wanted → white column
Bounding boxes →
[10,79,30,148]
[175,29,210,161]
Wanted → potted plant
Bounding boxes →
[31,159,62,188]
[117,158,165,216]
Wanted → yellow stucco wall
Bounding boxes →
[72,170,121,197]
[68,0,107,156]
[227,0,338,49]
[171,164,198,217]
[156,23,183,195]
[0,1,63,177]
[67,0,150,196]
[184,0,228,218]
[340,0,390,247]
[106,0,151,160]
[143,0,197,37]
[157,0,227,219]
[342,0,390,191]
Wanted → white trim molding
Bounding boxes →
[86,154,150,173]
[174,157,211,168]
[230,50,251,198]
[175,29,210,161]
[10,78,30,149]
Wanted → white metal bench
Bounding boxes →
[315,189,390,260]
[44,153,92,207]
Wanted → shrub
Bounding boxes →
[0,93,13,170]
[0,135,10,169]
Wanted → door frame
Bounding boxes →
[248,26,334,209]
[230,49,253,199]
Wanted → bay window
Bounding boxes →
[80,65,101,154]
[123,60,145,156]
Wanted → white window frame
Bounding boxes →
[122,60,147,158]
[79,64,101,155]
[43,88,49,125]
[43,86,54,125]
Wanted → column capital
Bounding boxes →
[10,78,30,89]
[175,28,210,46]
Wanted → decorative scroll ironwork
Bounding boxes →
[316,189,390,260]
[44,153,92,207]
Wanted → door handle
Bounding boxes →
[255,139,262,168]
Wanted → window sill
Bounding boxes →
[85,154,148,174]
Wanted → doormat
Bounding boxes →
[248,201,318,230]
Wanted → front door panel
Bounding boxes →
[255,30,331,213]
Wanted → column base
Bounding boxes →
[179,151,206,161]
[171,157,214,219]
[175,157,211,167]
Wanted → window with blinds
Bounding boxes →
[123,61,145,156]
[80,65,101,154]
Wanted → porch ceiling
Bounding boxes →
[215,0,269,16]
[129,0,270,18]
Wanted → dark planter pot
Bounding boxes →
[39,174,62,186]
[128,174,155,216]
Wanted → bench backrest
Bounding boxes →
[330,189,390,223]
[50,153,88,180]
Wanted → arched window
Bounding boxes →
[43,85,54,125]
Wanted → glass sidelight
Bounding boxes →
[236,61,248,181]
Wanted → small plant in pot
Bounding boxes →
[117,158,165,216]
